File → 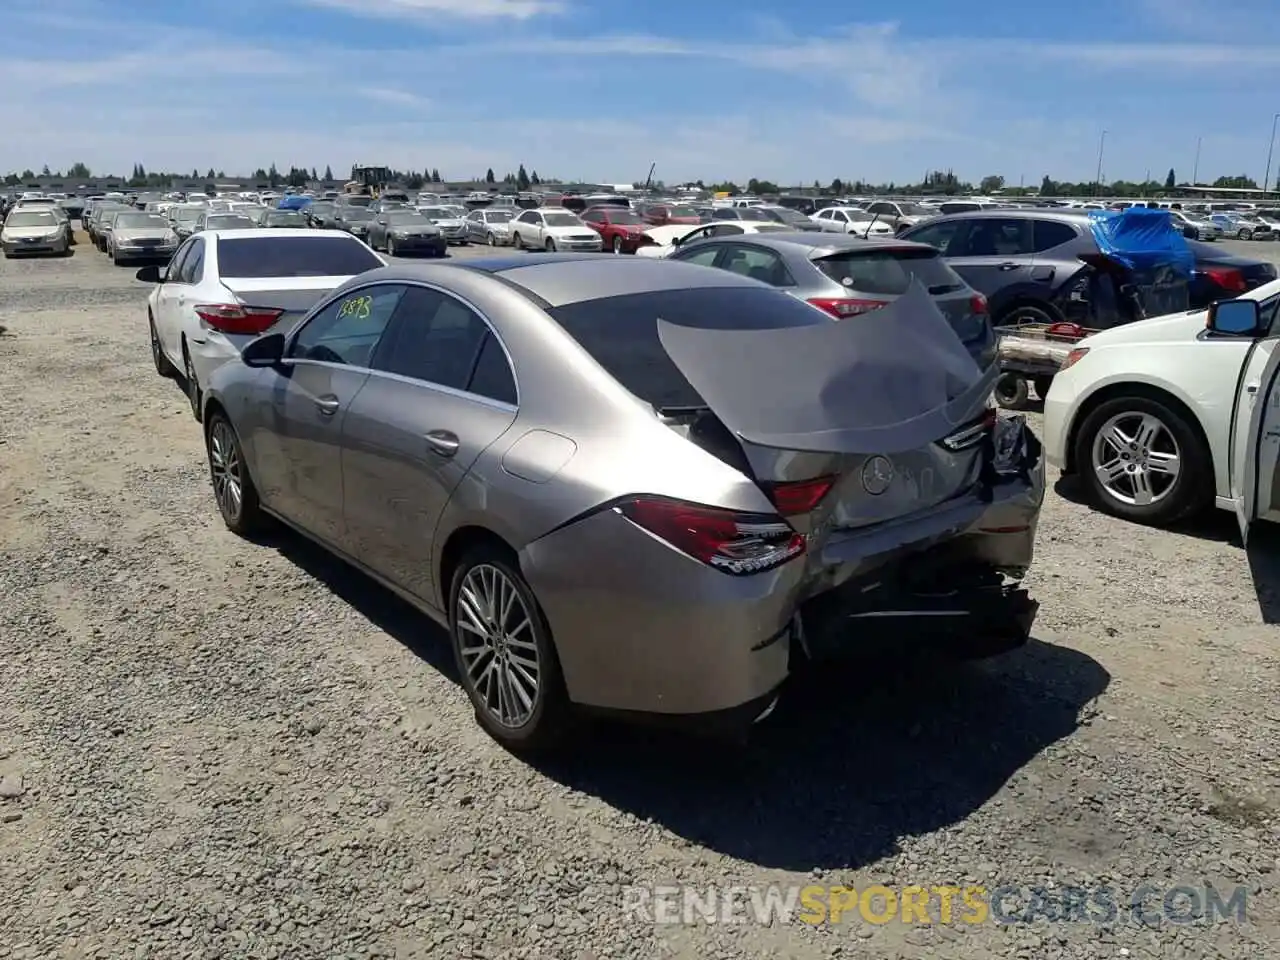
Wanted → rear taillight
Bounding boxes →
[969,293,988,315]
[1204,267,1247,293]
[807,297,888,319]
[941,406,998,451]
[616,497,804,575]
[1060,347,1090,371]
[762,475,837,515]
[193,303,285,335]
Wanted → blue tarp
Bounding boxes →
[1087,208,1193,317]
[278,195,312,210]
[1087,207,1194,276]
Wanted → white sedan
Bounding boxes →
[1042,278,1280,539]
[139,229,385,421]
[508,208,603,252]
[810,206,896,238]
[634,221,793,258]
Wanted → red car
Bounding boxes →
[642,203,701,226]
[581,206,658,254]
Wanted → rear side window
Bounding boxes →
[1031,220,1080,252]
[216,236,382,278]
[815,248,965,295]
[547,287,827,409]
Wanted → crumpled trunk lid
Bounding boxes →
[657,282,996,531]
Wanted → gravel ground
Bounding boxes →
[0,237,1277,960]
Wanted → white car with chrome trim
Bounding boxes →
[1042,279,1280,539]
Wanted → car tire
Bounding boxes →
[149,314,175,377]
[205,411,266,537]
[1073,395,1211,526]
[386,236,397,257]
[612,235,624,254]
[1239,229,1252,240]
[512,232,523,249]
[487,231,497,246]
[994,300,1061,328]
[994,372,1031,410]
[183,343,202,423]
[448,544,570,752]
[545,239,556,252]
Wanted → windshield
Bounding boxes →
[340,209,374,221]
[5,211,59,227]
[420,208,454,219]
[484,210,514,222]
[761,207,809,224]
[342,196,372,207]
[441,206,466,216]
[206,215,256,228]
[844,209,874,221]
[387,211,427,224]
[544,212,583,227]
[667,205,699,218]
[815,248,965,295]
[116,214,169,229]
[897,203,930,216]
[172,207,201,222]
[310,203,335,215]
[217,236,383,278]
[547,287,827,409]
[266,212,307,224]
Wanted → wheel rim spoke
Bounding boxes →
[457,564,540,729]
[1091,412,1180,507]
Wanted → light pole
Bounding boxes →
[1265,114,1280,195]
[1095,130,1107,197]
[1192,136,1201,185]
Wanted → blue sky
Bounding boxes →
[4,0,1280,186]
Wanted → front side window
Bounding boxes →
[373,286,514,401]
[289,284,407,366]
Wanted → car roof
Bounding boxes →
[919,208,1093,225]
[202,228,340,240]
[369,254,766,307]
[688,231,938,257]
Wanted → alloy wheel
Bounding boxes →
[208,419,243,522]
[455,564,541,728]
[1091,411,1181,507]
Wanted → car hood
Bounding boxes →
[546,224,598,237]
[429,217,465,227]
[114,226,173,241]
[1079,309,1208,348]
[388,224,442,234]
[656,282,993,454]
[3,224,62,239]
[642,224,704,246]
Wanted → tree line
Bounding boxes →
[3,162,1271,196]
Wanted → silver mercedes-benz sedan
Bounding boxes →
[200,256,1044,750]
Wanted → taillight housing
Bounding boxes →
[941,406,998,451]
[194,303,286,335]
[1060,347,1090,371]
[1203,267,1247,293]
[616,497,804,575]
[969,293,988,315]
[807,297,888,319]
[762,475,837,515]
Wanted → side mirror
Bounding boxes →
[135,265,163,283]
[242,332,286,367]
[1207,298,1262,337]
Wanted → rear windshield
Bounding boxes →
[546,287,827,409]
[216,236,383,278]
[206,216,256,229]
[342,196,372,207]
[266,212,306,223]
[815,248,966,295]
[116,214,168,228]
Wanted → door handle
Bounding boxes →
[425,430,460,457]
[315,395,340,415]
[997,262,1020,271]
[1247,384,1259,394]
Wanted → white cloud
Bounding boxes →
[299,0,565,21]
[358,87,432,109]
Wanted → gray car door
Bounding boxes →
[340,285,518,607]
[259,283,407,547]
[940,217,1038,298]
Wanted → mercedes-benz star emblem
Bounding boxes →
[861,455,894,495]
